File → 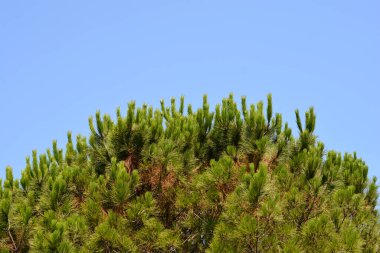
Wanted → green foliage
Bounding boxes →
[0,94,379,252]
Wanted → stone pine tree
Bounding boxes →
[0,94,379,252]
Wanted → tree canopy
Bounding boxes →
[0,94,379,252]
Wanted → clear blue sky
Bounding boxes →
[1,1,379,180]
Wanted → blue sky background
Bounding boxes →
[0,1,379,180]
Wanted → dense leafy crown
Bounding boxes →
[0,94,379,252]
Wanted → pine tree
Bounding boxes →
[0,94,379,252]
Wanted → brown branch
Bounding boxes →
[8,225,17,252]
